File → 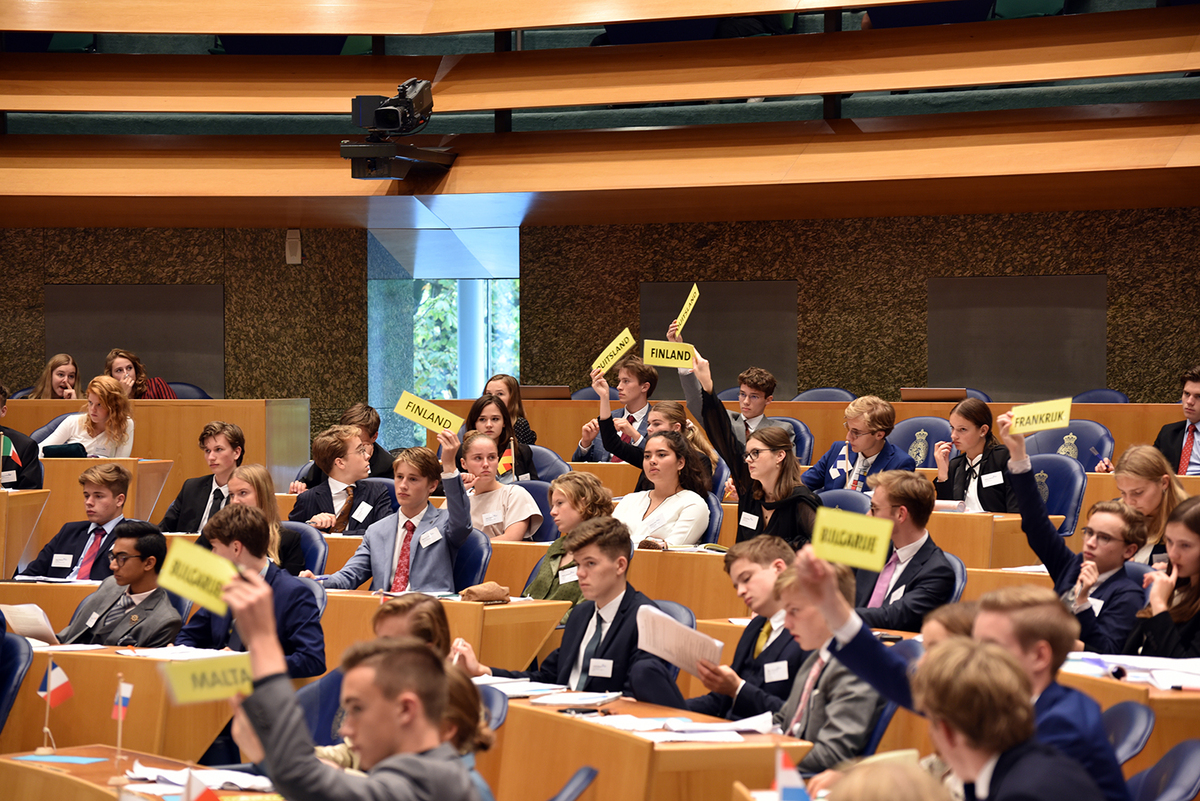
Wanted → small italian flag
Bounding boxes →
[1,434,20,467]
[37,660,74,708]
[111,681,133,721]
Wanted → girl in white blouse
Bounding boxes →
[613,430,711,546]
[39,375,134,458]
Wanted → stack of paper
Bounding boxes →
[529,691,621,707]
[470,677,565,698]
[636,605,724,677]
[0,603,59,644]
[125,760,274,791]
[662,711,773,734]
[115,645,245,660]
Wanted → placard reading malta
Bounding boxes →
[394,391,465,434]
[811,506,893,573]
[591,327,636,372]
[675,283,700,334]
[158,538,239,616]
[642,339,695,369]
[160,653,253,703]
[1008,397,1072,435]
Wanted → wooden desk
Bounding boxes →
[0,745,201,801]
[961,568,1054,601]
[0,649,231,761]
[569,461,642,498]
[0,581,96,632]
[321,590,568,672]
[0,489,49,578]
[926,512,1063,569]
[324,535,367,581]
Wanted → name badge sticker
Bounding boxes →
[351,501,371,522]
[980,471,1004,488]
[642,515,666,533]
[589,658,614,678]
[739,512,760,529]
[890,585,905,604]
[52,553,73,569]
[764,660,789,684]
[0,470,16,484]
[482,512,504,526]
[420,529,443,548]
[558,566,578,584]
[86,612,101,628]
[518,473,531,482]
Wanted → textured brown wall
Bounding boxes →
[519,208,1200,403]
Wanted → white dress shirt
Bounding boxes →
[567,590,626,690]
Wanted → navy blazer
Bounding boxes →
[1123,608,1200,659]
[802,440,917,492]
[20,520,119,580]
[176,561,325,678]
[686,615,804,719]
[158,474,219,533]
[572,407,651,463]
[289,479,393,534]
[1,424,42,489]
[301,443,396,488]
[854,537,955,633]
[493,585,684,707]
[934,443,1018,513]
[1153,420,1190,473]
[1011,467,1143,653]
[974,739,1106,801]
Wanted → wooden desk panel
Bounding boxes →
[926,512,1062,569]
[0,745,199,801]
[570,462,642,498]
[961,568,1054,602]
[485,540,550,593]
[0,490,49,578]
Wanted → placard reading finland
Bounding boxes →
[811,506,893,573]
[157,538,239,616]
[642,339,695,369]
[160,652,253,704]
[1008,397,1072,435]
[393,391,465,433]
[591,327,636,372]
[674,283,700,334]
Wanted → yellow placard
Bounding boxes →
[1008,397,1072,435]
[393,391,465,433]
[675,283,700,334]
[160,652,253,704]
[157,538,239,616]
[591,327,636,372]
[811,506,894,573]
[642,339,695,369]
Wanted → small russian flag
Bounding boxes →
[111,681,133,721]
[36,660,74,708]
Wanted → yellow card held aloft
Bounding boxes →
[675,283,700,334]
[160,653,253,704]
[1008,397,1072,435]
[811,506,894,573]
[393,391,465,433]
[592,327,636,372]
[157,537,239,616]
[642,339,695,369]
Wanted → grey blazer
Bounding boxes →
[243,673,480,801]
[773,650,885,773]
[57,577,182,648]
[678,370,795,451]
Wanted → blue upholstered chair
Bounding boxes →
[479,683,509,731]
[31,412,72,443]
[1126,739,1200,801]
[1124,561,1154,604]
[771,416,814,466]
[1024,420,1114,472]
[701,492,723,545]
[889,416,953,469]
[163,590,194,623]
[653,599,696,681]
[815,488,872,515]
[295,668,344,746]
[282,520,329,575]
[523,553,550,594]
[0,633,34,735]
[792,388,856,402]
[529,445,570,481]
[361,477,398,512]
[453,529,493,591]
[945,552,967,603]
[716,387,741,401]
[965,388,992,402]
[711,455,730,498]
[297,576,327,616]
[1073,389,1130,404]
[862,701,899,757]
[10,387,33,399]
[516,479,559,542]
[295,460,315,482]
[545,766,599,801]
[167,382,212,399]
[571,386,619,401]
[1028,453,1087,537]
[1101,701,1155,766]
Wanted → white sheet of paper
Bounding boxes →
[663,711,773,733]
[0,603,59,644]
[637,730,746,743]
[635,604,723,678]
[528,691,622,707]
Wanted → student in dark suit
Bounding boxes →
[574,356,657,463]
[803,396,917,493]
[289,403,395,493]
[1124,496,1200,658]
[290,425,393,534]
[0,383,41,489]
[1151,364,1200,476]
[57,521,181,648]
[159,421,245,535]
[451,516,686,708]
[20,462,130,580]
[177,504,324,678]
[933,398,1018,513]
[854,471,955,632]
[911,638,1105,801]
[688,537,804,719]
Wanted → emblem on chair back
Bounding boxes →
[1057,432,1078,459]
[1036,470,1050,503]
[909,430,929,464]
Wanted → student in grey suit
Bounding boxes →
[772,563,884,774]
[312,435,472,593]
[57,521,182,648]
[226,570,477,801]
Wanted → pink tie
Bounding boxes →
[612,414,636,463]
[390,521,416,593]
[1180,424,1196,476]
[867,551,900,608]
[789,655,826,735]
[76,528,105,579]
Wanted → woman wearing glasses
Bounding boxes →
[801,396,916,493]
[693,354,820,549]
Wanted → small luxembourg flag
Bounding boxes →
[111,681,133,721]
[36,660,74,708]
[181,769,221,801]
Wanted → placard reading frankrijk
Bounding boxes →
[811,506,893,573]
[393,391,465,434]
[675,283,700,334]
[642,339,695,369]
[160,653,253,704]
[157,538,239,616]
[591,327,636,372]
[1008,397,1072,435]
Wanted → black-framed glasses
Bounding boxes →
[106,550,145,568]
[744,448,785,462]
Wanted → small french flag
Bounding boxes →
[36,660,74,708]
[111,681,133,721]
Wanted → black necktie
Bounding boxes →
[211,487,225,515]
[576,611,605,690]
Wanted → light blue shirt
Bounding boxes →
[66,515,125,579]
[1186,423,1200,476]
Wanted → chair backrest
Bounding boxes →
[295,459,315,482]
[1073,388,1130,404]
[452,529,493,591]
[945,552,967,603]
[297,575,327,616]
[0,632,34,734]
[889,416,952,469]
[769,416,813,465]
[862,701,898,757]
[965,388,992,402]
[516,479,560,542]
[652,599,695,682]
[523,553,550,595]
[571,386,619,401]
[545,766,599,801]
[716,387,741,401]
[1125,561,1155,604]
[294,667,344,746]
[10,387,33,399]
[792,387,856,402]
[529,445,571,481]
[1024,419,1114,472]
[31,412,73,443]
[711,454,730,498]
[1027,453,1088,537]
[361,476,398,512]
[282,520,329,575]
[701,492,723,545]
[1101,701,1156,766]
[479,683,509,731]
[1126,739,1200,801]
[815,488,871,515]
[163,589,194,622]
[167,382,212,399]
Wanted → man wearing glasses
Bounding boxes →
[57,520,182,647]
[290,425,394,534]
[802,396,916,492]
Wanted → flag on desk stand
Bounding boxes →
[107,674,134,785]
[773,746,810,801]
[498,437,515,476]
[1,434,22,467]
[181,769,221,801]
[34,660,73,754]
